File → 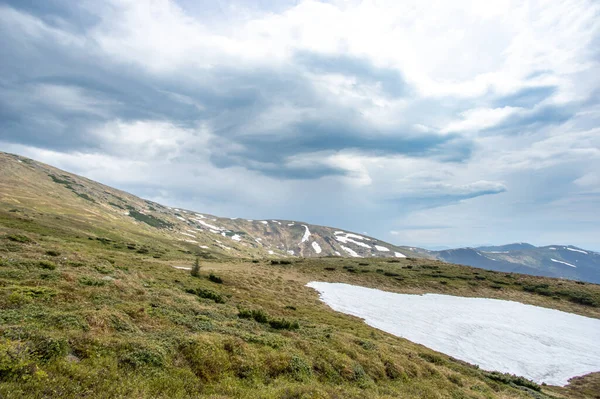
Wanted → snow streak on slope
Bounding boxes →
[567,247,588,254]
[312,241,322,254]
[307,282,600,386]
[551,258,576,268]
[300,225,311,243]
[340,245,360,257]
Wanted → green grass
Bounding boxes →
[0,201,599,398]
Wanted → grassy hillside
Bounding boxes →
[0,151,419,259]
[1,152,600,398]
[2,208,600,398]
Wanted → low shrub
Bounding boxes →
[483,371,540,391]
[38,260,56,270]
[269,318,299,330]
[238,308,299,330]
[191,258,201,278]
[208,274,223,284]
[119,345,165,369]
[238,309,269,323]
[186,288,225,303]
[78,277,106,287]
[6,234,31,243]
[45,250,60,257]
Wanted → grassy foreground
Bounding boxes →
[1,207,600,398]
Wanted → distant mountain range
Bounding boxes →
[428,244,600,284]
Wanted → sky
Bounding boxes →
[0,0,599,250]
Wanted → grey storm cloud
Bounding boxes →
[1,0,598,249]
[0,1,475,180]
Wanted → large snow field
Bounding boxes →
[306,282,600,386]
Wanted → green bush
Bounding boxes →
[483,371,540,391]
[0,339,39,381]
[31,335,68,362]
[45,250,60,257]
[119,345,165,369]
[6,234,31,243]
[38,260,56,270]
[191,258,201,278]
[238,309,269,323]
[208,273,223,284]
[185,288,225,303]
[269,318,299,330]
[78,277,106,287]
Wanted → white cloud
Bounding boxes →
[443,107,522,133]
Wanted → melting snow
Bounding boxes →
[312,242,322,254]
[394,252,406,258]
[196,220,222,231]
[567,247,588,254]
[340,246,360,257]
[301,225,311,243]
[231,234,241,241]
[374,245,389,252]
[335,235,371,248]
[551,258,576,268]
[307,282,600,386]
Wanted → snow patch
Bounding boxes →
[287,250,295,255]
[374,245,389,252]
[340,246,361,257]
[287,223,295,226]
[567,247,588,254]
[199,245,209,249]
[312,242,322,254]
[181,232,195,238]
[176,216,186,221]
[307,282,600,386]
[394,252,406,258]
[335,235,371,248]
[334,251,341,256]
[551,258,576,268]
[196,220,222,231]
[300,225,311,243]
[268,250,274,255]
[260,221,268,225]
[231,234,241,241]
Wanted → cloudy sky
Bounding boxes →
[1,0,599,250]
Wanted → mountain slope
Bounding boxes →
[432,244,600,284]
[0,152,416,260]
[2,151,600,398]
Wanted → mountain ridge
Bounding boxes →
[0,151,417,260]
